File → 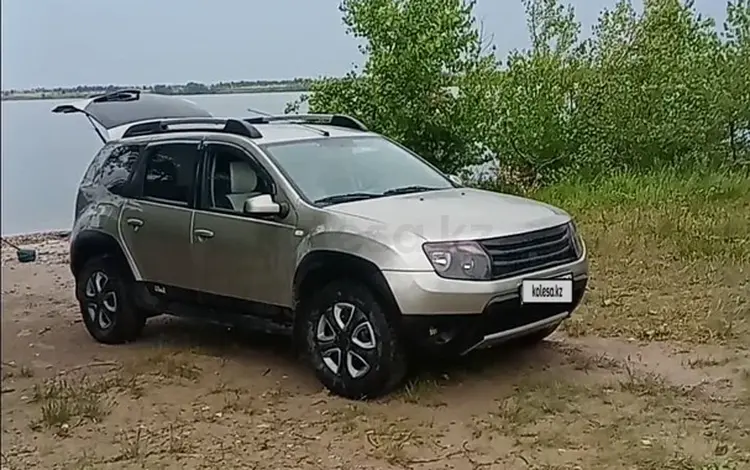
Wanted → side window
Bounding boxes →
[99,144,141,196]
[81,144,114,185]
[141,143,200,206]
[205,145,272,214]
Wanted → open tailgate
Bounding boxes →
[52,89,213,141]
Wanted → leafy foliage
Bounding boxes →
[290,0,750,185]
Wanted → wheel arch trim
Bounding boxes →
[70,228,141,280]
[293,250,401,316]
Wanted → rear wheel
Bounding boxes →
[302,280,406,399]
[76,256,146,344]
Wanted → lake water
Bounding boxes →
[0,92,306,235]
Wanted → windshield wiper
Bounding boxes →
[314,192,383,205]
[315,186,445,205]
[382,185,445,196]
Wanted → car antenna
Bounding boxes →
[247,107,329,137]
[247,107,272,116]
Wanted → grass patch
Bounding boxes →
[122,349,202,384]
[466,369,749,468]
[29,376,114,431]
[139,352,202,381]
[398,375,448,406]
[510,169,750,344]
[529,168,750,261]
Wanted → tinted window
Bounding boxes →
[99,144,141,195]
[261,137,453,203]
[81,144,114,185]
[142,143,200,206]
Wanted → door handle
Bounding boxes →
[126,218,144,232]
[194,228,214,240]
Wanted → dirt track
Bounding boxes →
[2,236,749,469]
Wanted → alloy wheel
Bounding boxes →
[83,271,117,330]
[315,301,377,379]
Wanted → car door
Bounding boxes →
[119,141,202,292]
[191,141,299,308]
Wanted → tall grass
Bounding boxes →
[501,168,750,343]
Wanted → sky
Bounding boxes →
[0,0,728,90]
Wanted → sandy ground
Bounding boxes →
[2,235,749,470]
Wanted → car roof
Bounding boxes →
[51,89,373,146]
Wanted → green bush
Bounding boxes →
[289,0,750,185]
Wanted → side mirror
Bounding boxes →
[243,194,281,216]
[448,174,463,186]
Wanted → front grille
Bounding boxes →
[479,223,578,280]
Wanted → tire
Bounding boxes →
[75,255,146,344]
[302,279,407,399]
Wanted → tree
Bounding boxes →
[491,0,746,179]
[292,0,749,186]
[487,0,588,182]
[720,0,750,162]
[292,0,499,174]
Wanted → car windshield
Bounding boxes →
[261,136,454,205]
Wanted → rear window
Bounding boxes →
[81,143,141,196]
[99,144,142,195]
[81,144,114,185]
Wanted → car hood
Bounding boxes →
[324,188,570,242]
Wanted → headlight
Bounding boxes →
[422,241,492,280]
[568,221,584,257]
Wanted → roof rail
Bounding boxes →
[122,117,263,139]
[244,113,369,132]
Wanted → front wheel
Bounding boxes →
[302,280,407,399]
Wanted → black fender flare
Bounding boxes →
[69,229,132,279]
[293,250,401,318]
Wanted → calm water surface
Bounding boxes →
[0,92,305,235]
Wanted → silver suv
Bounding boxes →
[55,90,588,399]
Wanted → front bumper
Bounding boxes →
[383,254,588,354]
[383,253,588,316]
[459,276,587,354]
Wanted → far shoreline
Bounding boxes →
[1,230,71,245]
[1,86,311,102]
